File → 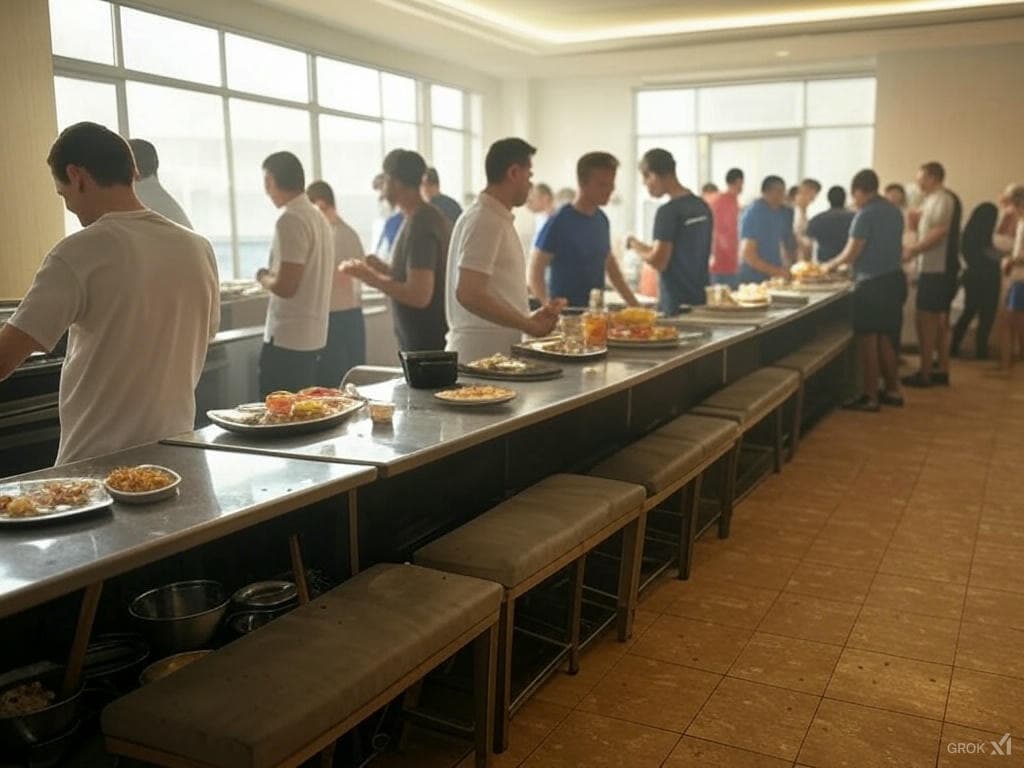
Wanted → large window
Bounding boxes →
[634,77,876,234]
[48,0,479,280]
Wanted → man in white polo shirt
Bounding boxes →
[0,122,219,465]
[446,138,564,361]
[256,152,334,395]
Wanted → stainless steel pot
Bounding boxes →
[129,580,228,654]
[0,664,82,749]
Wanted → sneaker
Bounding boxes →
[901,372,932,388]
[931,371,950,386]
[878,390,905,407]
[842,395,880,412]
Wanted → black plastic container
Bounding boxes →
[399,350,458,389]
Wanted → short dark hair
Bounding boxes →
[47,122,135,186]
[787,185,799,199]
[534,182,553,198]
[921,161,945,182]
[577,151,619,184]
[306,180,335,208]
[725,168,744,185]
[423,167,440,187]
[827,185,846,208]
[128,138,158,178]
[851,169,880,195]
[485,138,536,185]
[763,176,787,194]
[801,178,822,193]
[884,182,906,197]
[262,151,305,191]
[383,149,427,189]
[639,148,675,177]
[701,182,719,194]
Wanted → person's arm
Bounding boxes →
[605,253,639,305]
[0,324,44,382]
[625,236,672,272]
[455,268,564,337]
[529,249,552,303]
[825,237,866,271]
[741,238,789,279]
[904,196,952,259]
[343,260,434,309]
[258,261,304,298]
[258,213,308,298]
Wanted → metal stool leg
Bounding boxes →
[678,475,702,580]
[494,598,515,754]
[567,558,585,674]
[474,624,498,768]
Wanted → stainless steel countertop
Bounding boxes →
[0,443,376,618]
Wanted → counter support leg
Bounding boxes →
[289,534,311,605]
[62,581,103,697]
[348,489,360,576]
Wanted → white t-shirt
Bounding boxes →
[135,176,192,230]
[329,218,364,312]
[9,210,219,465]
[445,192,529,361]
[917,189,955,275]
[264,195,335,351]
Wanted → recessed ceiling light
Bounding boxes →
[775,49,791,57]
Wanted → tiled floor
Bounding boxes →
[379,359,1024,767]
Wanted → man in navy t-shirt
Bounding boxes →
[738,176,796,283]
[626,148,712,314]
[530,152,639,307]
[807,186,855,262]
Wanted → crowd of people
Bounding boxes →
[0,120,1022,464]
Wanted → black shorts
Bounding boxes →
[853,270,906,344]
[916,272,955,313]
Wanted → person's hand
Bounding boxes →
[340,260,378,284]
[1003,256,1014,278]
[907,210,921,230]
[523,299,567,337]
[625,235,637,250]
[776,265,792,280]
[365,254,390,274]
[902,246,916,263]
[255,268,270,285]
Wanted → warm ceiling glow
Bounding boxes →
[426,0,1016,44]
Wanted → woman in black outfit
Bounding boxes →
[952,203,1000,359]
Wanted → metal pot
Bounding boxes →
[227,609,281,636]
[139,650,212,686]
[0,663,82,749]
[83,633,150,690]
[129,580,229,654]
[231,580,297,611]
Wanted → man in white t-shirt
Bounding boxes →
[0,122,219,465]
[446,138,565,361]
[256,152,334,396]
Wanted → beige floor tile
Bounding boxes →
[757,593,861,645]
[937,723,1023,768]
[729,632,842,695]
[714,521,817,559]
[963,586,1024,631]
[802,538,888,571]
[578,653,720,733]
[455,699,571,768]
[639,574,687,613]
[847,606,960,665]
[798,698,942,768]
[663,580,780,630]
[522,710,677,768]
[956,622,1024,680]
[630,613,752,674]
[691,549,802,591]
[533,634,625,708]
[785,561,876,604]
[374,724,472,768]
[865,573,967,620]
[824,647,952,719]
[970,544,1024,595]
[686,677,819,761]
[663,736,793,768]
[947,668,1024,734]
[976,520,1024,552]
[878,546,973,584]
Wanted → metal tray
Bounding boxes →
[458,359,563,381]
[511,338,608,362]
[207,399,364,437]
[0,478,112,526]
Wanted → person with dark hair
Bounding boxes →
[701,182,719,201]
[529,152,638,308]
[420,166,463,224]
[342,150,450,351]
[128,138,192,229]
[446,138,565,359]
[306,180,367,383]
[791,178,822,260]
[524,182,556,251]
[822,168,905,411]
[0,122,219,464]
[950,203,1001,359]
[884,183,907,209]
[737,175,796,283]
[256,151,334,394]
[806,185,855,263]
[625,148,712,313]
[709,167,744,288]
[901,161,961,386]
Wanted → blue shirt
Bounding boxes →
[535,204,610,307]
[738,199,797,283]
[377,211,404,253]
[807,208,855,262]
[653,193,712,313]
[850,196,904,280]
[431,194,463,224]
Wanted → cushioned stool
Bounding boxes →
[692,367,801,475]
[102,564,502,768]
[414,474,645,752]
[589,414,740,579]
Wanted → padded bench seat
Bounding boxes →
[692,367,800,427]
[102,564,503,768]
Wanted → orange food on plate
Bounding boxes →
[296,387,345,399]
[105,466,175,493]
[265,391,296,415]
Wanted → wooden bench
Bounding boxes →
[413,474,645,752]
[102,563,503,768]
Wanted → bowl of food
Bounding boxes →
[0,663,82,749]
[368,402,395,424]
[129,580,229,654]
[138,650,212,686]
[104,465,181,504]
[399,350,458,389]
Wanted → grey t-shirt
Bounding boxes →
[850,196,904,281]
[390,203,450,351]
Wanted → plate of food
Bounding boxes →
[104,465,181,504]
[0,478,112,525]
[607,324,682,348]
[207,388,364,436]
[433,384,517,406]
[512,337,608,361]
[459,353,563,381]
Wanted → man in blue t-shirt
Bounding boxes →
[807,186,855,262]
[738,176,796,284]
[530,152,639,307]
[824,168,906,412]
[626,148,713,314]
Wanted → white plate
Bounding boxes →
[207,398,364,436]
[104,465,182,505]
[513,338,608,361]
[0,478,112,526]
[433,387,517,406]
